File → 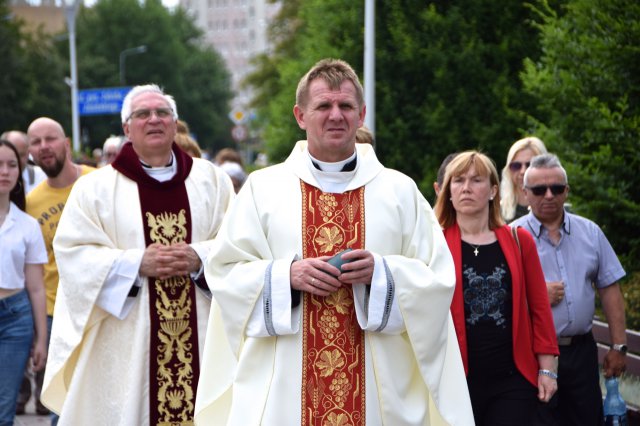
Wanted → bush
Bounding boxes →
[621,272,640,331]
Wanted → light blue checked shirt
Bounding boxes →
[512,210,625,337]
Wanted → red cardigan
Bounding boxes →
[445,224,559,387]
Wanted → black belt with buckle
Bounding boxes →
[557,332,592,346]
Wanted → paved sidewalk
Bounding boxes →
[14,398,51,426]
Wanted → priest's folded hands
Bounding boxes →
[290,249,374,296]
[139,242,202,280]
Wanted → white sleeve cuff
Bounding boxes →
[96,248,144,320]
[245,254,301,337]
[353,254,404,334]
[189,242,208,280]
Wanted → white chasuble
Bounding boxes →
[42,143,234,425]
[195,141,474,426]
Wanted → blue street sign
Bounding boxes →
[78,86,132,116]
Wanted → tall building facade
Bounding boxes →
[181,0,278,109]
[9,0,66,34]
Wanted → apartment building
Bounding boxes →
[181,0,279,109]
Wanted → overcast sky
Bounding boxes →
[80,0,180,10]
[161,0,179,9]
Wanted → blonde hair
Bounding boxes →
[499,136,547,221]
[295,58,364,109]
[214,147,243,166]
[355,126,373,145]
[434,151,504,230]
[172,121,200,158]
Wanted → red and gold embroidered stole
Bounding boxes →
[300,181,366,426]
[114,142,200,426]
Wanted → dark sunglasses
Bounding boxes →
[526,184,567,196]
[508,161,531,172]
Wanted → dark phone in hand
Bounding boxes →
[327,248,353,273]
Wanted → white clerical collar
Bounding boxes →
[309,150,357,172]
[307,150,357,193]
[140,152,177,182]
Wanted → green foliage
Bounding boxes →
[245,0,362,162]
[621,272,640,330]
[620,271,640,330]
[375,0,547,196]
[64,0,233,152]
[245,0,554,201]
[521,0,640,273]
[0,0,68,132]
[1,0,232,151]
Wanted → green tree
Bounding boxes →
[521,0,640,273]
[245,0,362,162]
[246,0,556,200]
[375,0,553,196]
[0,0,68,132]
[68,0,233,152]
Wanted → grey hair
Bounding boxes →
[120,84,178,124]
[524,153,568,186]
[103,135,124,151]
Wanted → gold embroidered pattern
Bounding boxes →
[146,211,188,245]
[301,182,365,426]
[146,209,196,425]
[315,226,344,254]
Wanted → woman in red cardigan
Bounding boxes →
[434,151,558,426]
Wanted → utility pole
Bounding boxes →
[364,0,375,146]
[65,0,81,153]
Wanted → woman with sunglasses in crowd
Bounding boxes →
[0,139,47,425]
[500,137,547,221]
[434,150,559,426]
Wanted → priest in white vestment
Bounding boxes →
[41,84,234,425]
[195,59,473,426]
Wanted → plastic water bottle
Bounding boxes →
[604,377,628,426]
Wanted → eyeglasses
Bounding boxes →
[526,184,567,196]
[508,161,531,172]
[127,107,173,121]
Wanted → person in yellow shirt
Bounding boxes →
[25,117,94,421]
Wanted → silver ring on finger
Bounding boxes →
[311,277,316,286]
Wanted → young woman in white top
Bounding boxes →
[499,137,547,221]
[0,139,47,424]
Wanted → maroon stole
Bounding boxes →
[300,181,366,426]
[112,142,200,425]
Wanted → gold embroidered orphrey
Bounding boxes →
[146,209,198,425]
[301,182,366,426]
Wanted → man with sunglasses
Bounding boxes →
[512,153,626,426]
[40,84,235,425]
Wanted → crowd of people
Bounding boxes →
[0,58,627,426]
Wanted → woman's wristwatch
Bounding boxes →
[538,369,558,379]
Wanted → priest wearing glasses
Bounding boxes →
[511,153,627,426]
[41,84,235,425]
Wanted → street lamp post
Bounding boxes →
[119,45,148,86]
[64,0,81,153]
[364,0,375,145]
